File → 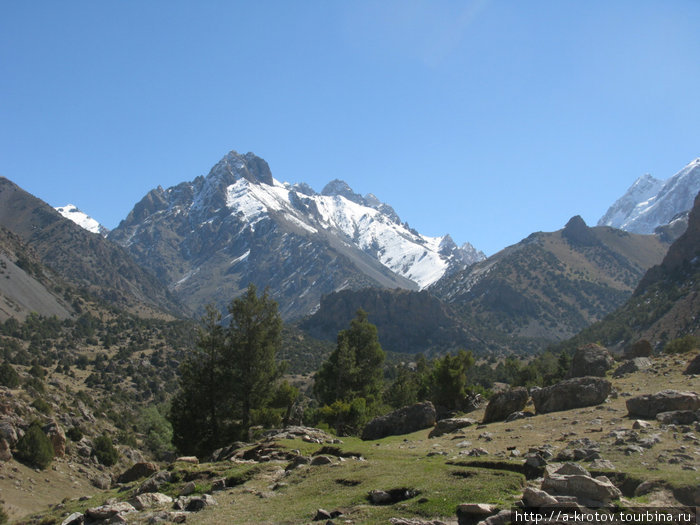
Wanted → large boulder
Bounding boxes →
[684,354,700,375]
[482,387,529,423]
[626,390,700,419]
[118,461,159,484]
[613,357,651,377]
[568,344,614,378]
[531,377,611,414]
[42,420,66,457]
[429,417,477,438]
[361,401,436,440]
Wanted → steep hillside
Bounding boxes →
[109,150,483,320]
[430,216,670,353]
[556,191,700,353]
[0,177,184,317]
[298,288,480,356]
[0,227,73,321]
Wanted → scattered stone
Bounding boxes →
[545,462,591,478]
[211,478,226,491]
[456,503,499,525]
[522,487,558,507]
[656,410,699,425]
[429,417,477,438]
[310,455,333,466]
[368,488,420,505]
[626,390,700,418]
[632,420,652,429]
[179,481,196,496]
[467,448,489,457]
[118,461,159,484]
[85,502,136,521]
[482,387,529,423]
[138,470,172,494]
[361,401,436,440]
[174,494,217,512]
[683,354,700,375]
[286,455,311,470]
[314,508,332,521]
[613,358,652,377]
[505,411,534,422]
[144,511,187,524]
[531,377,611,414]
[541,471,621,504]
[590,459,616,470]
[175,456,199,464]
[130,492,173,511]
[90,474,111,490]
[568,344,615,378]
[60,512,84,525]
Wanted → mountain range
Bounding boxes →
[106,151,483,319]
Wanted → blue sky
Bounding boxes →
[1,1,699,255]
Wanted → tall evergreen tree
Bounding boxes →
[314,309,385,406]
[169,285,284,456]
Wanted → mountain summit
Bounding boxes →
[598,158,700,234]
[109,150,484,318]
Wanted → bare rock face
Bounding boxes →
[569,344,615,378]
[626,390,700,419]
[482,387,529,423]
[42,419,66,457]
[361,401,436,440]
[531,377,611,414]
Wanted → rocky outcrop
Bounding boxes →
[626,390,700,418]
[42,419,66,457]
[531,377,611,414]
[361,401,436,440]
[118,461,159,484]
[569,344,615,377]
[482,387,529,423]
[541,463,621,506]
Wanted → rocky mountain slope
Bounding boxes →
[0,226,73,321]
[109,150,484,320]
[0,177,183,317]
[598,157,700,235]
[556,191,700,353]
[429,216,670,353]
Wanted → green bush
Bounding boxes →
[14,421,54,469]
[31,398,52,414]
[317,397,369,436]
[663,335,698,354]
[0,362,20,388]
[66,426,83,442]
[93,434,119,466]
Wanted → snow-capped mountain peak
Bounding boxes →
[54,204,109,236]
[598,158,700,234]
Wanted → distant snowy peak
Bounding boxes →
[55,204,109,236]
[598,158,700,234]
[120,150,484,289]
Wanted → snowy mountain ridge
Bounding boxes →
[598,158,700,234]
[54,204,109,236]
[108,150,484,318]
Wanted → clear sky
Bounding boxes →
[1,1,699,256]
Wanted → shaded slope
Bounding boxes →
[430,216,669,353]
[554,191,700,353]
[0,177,184,317]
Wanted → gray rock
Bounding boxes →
[429,417,477,438]
[361,401,436,440]
[541,473,621,504]
[61,512,84,525]
[626,390,700,418]
[683,354,700,375]
[310,455,333,466]
[656,410,699,425]
[613,358,652,377]
[137,470,172,494]
[130,492,173,511]
[118,462,159,484]
[624,340,653,359]
[522,487,558,507]
[85,502,136,521]
[482,387,529,424]
[569,344,614,378]
[456,503,499,525]
[532,377,611,414]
